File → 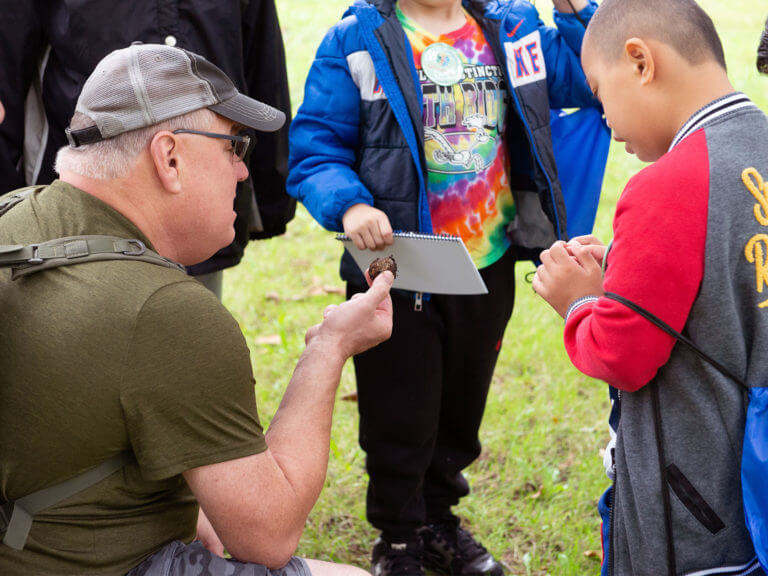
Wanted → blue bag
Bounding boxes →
[550,107,611,238]
[743,386,768,570]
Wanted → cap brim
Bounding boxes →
[209,93,285,132]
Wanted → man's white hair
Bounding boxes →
[54,108,216,181]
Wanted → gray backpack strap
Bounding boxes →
[0,235,186,279]
[0,453,130,550]
[0,187,40,218]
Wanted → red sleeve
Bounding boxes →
[564,130,709,391]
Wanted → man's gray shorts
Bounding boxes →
[126,540,311,576]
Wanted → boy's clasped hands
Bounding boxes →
[533,236,606,318]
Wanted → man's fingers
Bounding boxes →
[305,323,321,345]
[323,304,338,318]
[365,271,394,306]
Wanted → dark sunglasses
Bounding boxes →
[172,129,251,161]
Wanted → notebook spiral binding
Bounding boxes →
[336,231,460,242]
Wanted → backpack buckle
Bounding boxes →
[27,245,43,265]
[122,239,146,256]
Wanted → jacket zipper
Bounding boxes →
[609,463,616,575]
[609,389,621,576]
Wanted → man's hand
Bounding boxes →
[0,99,5,124]
[305,271,394,359]
[567,234,607,263]
[552,0,588,13]
[342,203,394,250]
[533,240,604,318]
[196,508,225,557]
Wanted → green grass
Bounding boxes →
[224,1,768,573]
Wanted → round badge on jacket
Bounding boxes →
[421,42,465,86]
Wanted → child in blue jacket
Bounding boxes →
[288,1,599,574]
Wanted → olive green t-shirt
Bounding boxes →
[0,181,267,575]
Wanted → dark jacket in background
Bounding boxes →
[758,15,768,74]
[0,0,295,274]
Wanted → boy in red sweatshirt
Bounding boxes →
[534,0,768,575]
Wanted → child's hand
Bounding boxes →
[342,203,394,250]
[567,235,607,263]
[533,241,604,318]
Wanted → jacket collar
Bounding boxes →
[669,92,757,151]
[353,0,493,20]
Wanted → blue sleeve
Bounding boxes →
[287,22,373,233]
[539,0,599,109]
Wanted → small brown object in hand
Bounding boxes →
[367,255,397,280]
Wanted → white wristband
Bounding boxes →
[565,296,599,322]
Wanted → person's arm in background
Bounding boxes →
[241,0,296,239]
[535,0,599,109]
[184,273,394,567]
[0,0,43,192]
[758,15,768,74]
[0,100,5,124]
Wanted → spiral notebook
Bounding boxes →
[336,232,488,294]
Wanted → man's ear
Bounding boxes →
[149,132,182,193]
[624,37,655,85]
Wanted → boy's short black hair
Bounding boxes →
[586,0,726,70]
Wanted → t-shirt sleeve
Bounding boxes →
[563,131,710,391]
[120,280,267,481]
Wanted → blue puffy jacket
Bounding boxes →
[288,0,600,283]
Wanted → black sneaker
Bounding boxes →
[371,537,425,576]
[421,521,505,576]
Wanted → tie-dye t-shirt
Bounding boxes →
[397,5,515,269]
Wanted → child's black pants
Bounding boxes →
[347,247,516,540]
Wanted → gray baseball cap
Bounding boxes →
[66,42,285,148]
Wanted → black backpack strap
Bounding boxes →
[0,235,185,279]
[603,291,747,388]
[603,291,748,576]
[0,453,130,550]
